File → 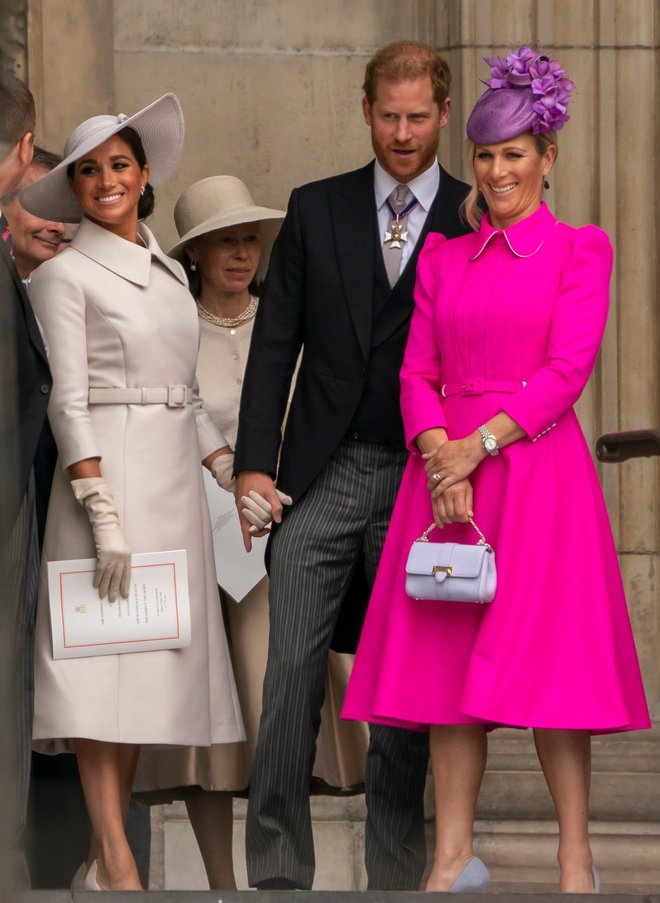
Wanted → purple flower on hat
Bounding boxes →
[483,56,510,89]
[505,46,536,85]
[481,45,574,134]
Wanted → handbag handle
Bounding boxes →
[415,517,492,550]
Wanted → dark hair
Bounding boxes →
[31,146,62,171]
[66,125,155,219]
[0,73,35,147]
[363,41,451,107]
[181,252,202,299]
[0,146,62,204]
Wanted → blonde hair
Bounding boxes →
[460,131,558,231]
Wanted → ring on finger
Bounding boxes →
[431,472,444,483]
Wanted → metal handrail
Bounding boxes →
[596,429,660,462]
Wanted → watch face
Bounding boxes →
[484,436,498,452]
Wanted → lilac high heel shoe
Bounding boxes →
[450,856,491,893]
[592,866,601,894]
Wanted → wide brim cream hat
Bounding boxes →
[169,175,285,282]
[19,93,184,223]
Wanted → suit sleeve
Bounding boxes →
[28,261,102,470]
[501,226,613,439]
[234,188,305,477]
[399,232,449,450]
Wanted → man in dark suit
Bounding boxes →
[0,73,51,888]
[234,41,470,891]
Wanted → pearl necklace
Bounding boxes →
[197,294,258,328]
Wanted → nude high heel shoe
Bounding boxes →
[449,856,491,893]
[70,862,86,889]
[83,859,102,891]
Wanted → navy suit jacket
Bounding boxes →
[235,160,471,501]
[0,222,52,544]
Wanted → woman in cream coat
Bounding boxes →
[20,95,244,891]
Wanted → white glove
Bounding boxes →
[72,477,132,603]
[241,488,293,532]
[210,453,236,493]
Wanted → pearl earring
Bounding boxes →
[190,260,198,272]
[140,186,145,197]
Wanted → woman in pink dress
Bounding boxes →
[343,47,650,894]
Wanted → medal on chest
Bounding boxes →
[384,195,419,250]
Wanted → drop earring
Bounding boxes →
[190,260,198,272]
[543,178,550,190]
[140,185,145,197]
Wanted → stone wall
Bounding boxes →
[16,0,660,890]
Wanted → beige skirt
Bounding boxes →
[133,577,368,799]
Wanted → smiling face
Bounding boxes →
[68,134,148,240]
[362,76,450,183]
[187,222,261,297]
[3,164,65,278]
[473,132,557,230]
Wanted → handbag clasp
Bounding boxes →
[432,565,453,576]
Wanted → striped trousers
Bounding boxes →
[245,441,428,890]
[0,474,39,889]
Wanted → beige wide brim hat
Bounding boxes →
[19,93,184,223]
[169,175,285,282]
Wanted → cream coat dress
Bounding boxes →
[29,217,244,752]
[134,313,368,794]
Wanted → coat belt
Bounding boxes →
[441,378,527,397]
[88,385,193,407]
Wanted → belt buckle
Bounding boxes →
[462,378,484,395]
[167,385,187,407]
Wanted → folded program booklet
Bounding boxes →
[48,549,191,659]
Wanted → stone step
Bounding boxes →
[151,796,660,893]
[150,728,660,892]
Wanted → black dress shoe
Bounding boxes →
[255,877,299,890]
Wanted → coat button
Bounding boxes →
[40,383,51,394]
[352,432,359,439]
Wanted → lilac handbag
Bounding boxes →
[405,518,496,604]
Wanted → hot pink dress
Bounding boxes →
[342,203,650,734]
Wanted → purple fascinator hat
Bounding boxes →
[466,46,575,145]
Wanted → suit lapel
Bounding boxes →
[329,164,376,361]
[0,233,49,365]
[389,164,466,320]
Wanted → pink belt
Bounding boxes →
[441,378,526,397]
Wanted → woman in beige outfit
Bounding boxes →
[134,176,369,888]
[20,97,245,891]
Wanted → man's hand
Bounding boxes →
[235,471,284,551]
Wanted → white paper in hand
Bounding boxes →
[202,468,267,601]
[48,549,191,658]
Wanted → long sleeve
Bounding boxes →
[192,376,229,459]
[501,226,613,439]
[28,260,101,470]
[234,188,305,476]
[399,232,448,450]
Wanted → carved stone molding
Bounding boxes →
[0,0,27,78]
